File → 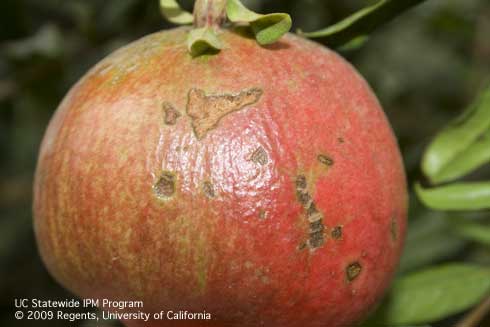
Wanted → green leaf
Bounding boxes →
[430,134,490,184]
[371,264,490,325]
[398,213,466,273]
[361,320,431,327]
[160,0,194,25]
[337,35,369,52]
[422,85,490,184]
[452,220,490,246]
[415,182,490,211]
[226,0,291,45]
[362,322,431,327]
[299,0,428,48]
[187,27,223,57]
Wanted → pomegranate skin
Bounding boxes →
[33,27,407,327]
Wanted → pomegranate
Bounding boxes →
[33,1,407,326]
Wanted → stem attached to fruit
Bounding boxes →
[159,0,291,56]
[193,0,227,29]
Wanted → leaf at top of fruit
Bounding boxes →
[299,0,428,48]
[187,27,223,57]
[160,0,194,25]
[422,85,490,184]
[226,0,292,45]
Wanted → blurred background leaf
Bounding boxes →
[416,182,490,210]
[368,264,490,326]
[421,84,490,184]
[397,211,467,274]
[452,219,490,245]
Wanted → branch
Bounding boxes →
[455,295,490,327]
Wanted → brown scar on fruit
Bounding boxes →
[331,226,343,240]
[258,209,267,220]
[296,191,312,208]
[250,146,268,166]
[202,181,215,198]
[306,203,318,217]
[309,231,324,248]
[163,102,181,125]
[297,241,307,251]
[295,175,307,190]
[309,220,324,233]
[153,171,176,199]
[391,216,398,241]
[317,154,334,167]
[346,262,362,282]
[296,175,325,249]
[186,87,263,140]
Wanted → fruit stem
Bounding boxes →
[193,0,227,29]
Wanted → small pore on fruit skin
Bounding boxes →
[202,181,215,198]
[153,171,176,199]
[331,226,343,240]
[250,146,268,166]
[162,102,181,125]
[186,87,263,140]
[346,262,362,282]
[317,154,334,167]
